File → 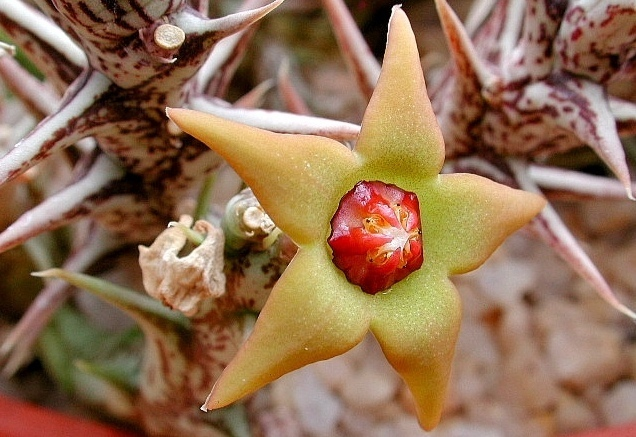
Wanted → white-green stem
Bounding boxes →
[32,268,190,328]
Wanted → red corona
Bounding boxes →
[328,180,424,294]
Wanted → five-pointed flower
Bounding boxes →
[167,7,545,430]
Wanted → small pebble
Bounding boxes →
[545,321,624,389]
[473,258,537,307]
[429,418,506,437]
[313,354,354,391]
[554,390,598,433]
[600,381,636,426]
[273,367,342,437]
[497,342,559,412]
[339,366,399,411]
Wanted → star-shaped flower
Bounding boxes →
[167,7,545,430]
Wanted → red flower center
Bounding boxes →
[328,180,424,294]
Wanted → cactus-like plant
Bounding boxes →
[0,0,359,374]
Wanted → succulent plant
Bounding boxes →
[0,0,358,374]
[34,213,293,435]
[431,0,636,319]
[167,8,544,429]
[0,0,270,373]
[0,0,634,435]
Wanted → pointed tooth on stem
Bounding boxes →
[186,98,361,141]
[0,155,124,254]
[174,0,284,40]
[521,77,634,200]
[0,0,87,84]
[0,71,112,184]
[510,159,636,320]
[434,0,497,90]
[321,0,380,100]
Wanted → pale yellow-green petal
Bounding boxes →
[204,245,372,410]
[423,173,545,275]
[355,7,445,180]
[371,271,461,431]
[167,108,358,245]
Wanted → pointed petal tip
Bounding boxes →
[528,190,548,215]
[418,412,443,432]
[202,378,220,411]
[165,107,187,134]
[503,184,547,230]
[165,106,182,120]
[389,4,406,19]
[357,1,446,177]
[201,373,249,412]
[202,392,225,412]
[166,106,197,122]
[387,5,412,41]
[386,5,412,39]
[404,384,448,430]
[166,107,220,130]
[165,107,213,141]
[200,397,210,412]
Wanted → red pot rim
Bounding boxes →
[2,392,635,437]
[0,394,141,437]
[563,421,636,437]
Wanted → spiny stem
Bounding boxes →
[194,173,216,221]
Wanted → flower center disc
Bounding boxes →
[328,180,424,294]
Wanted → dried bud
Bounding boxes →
[224,188,280,250]
[139,215,225,316]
